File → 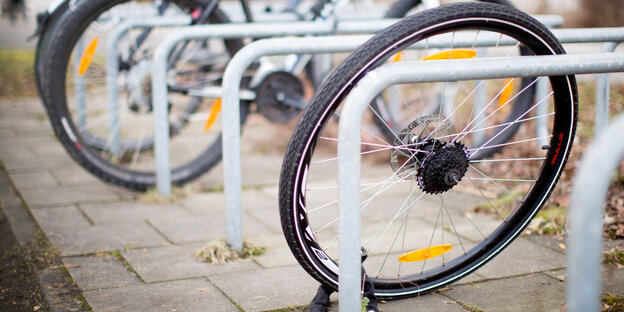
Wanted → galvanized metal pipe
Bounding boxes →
[150,21,382,197]
[567,113,624,312]
[595,42,621,135]
[219,35,373,251]
[339,53,624,311]
[106,17,192,158]
[535,77,551,147]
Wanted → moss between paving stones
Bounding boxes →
[602,294,624,312]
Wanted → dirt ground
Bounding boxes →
[0,209,49,312]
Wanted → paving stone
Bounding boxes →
[63,255,141,291]
[473,237,567,279]
[10,119,53,137]
[9,170,58,189]
[0,127,14,137]
[545,265,624,298]
[210,265,319,312]
[195,154,282,190]
[84,278,238,312]
[19,184,121,207]
[0,137,75,170]
[443,273,566,312]
[376,293,466,312]
[31,206,92,231]
[242,191,282,234]
[50,165,107,186]
[0,146,41,171]
[180,191,226,215]
[46,223,169,256]
[148,210,272,244]
[602,264,624,297]
[121,243,261,283]
[245,233,299,268]
[80,202,193,225]
[523,234,568,253]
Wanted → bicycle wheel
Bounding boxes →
[41,0,249,191]
[35,1,68,101]
[378,0,535,160]
[280,3,577,299]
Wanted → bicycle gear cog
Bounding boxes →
[390,115,455,179]
[255,71,305,123]
[417,142,469,194]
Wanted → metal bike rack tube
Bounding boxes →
[219,35,373,250]
[105,17,192,157]
[338,53,624,311]
[150,20,391,198]
[595,42,621,135]
[567,112,624,312]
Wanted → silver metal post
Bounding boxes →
[567,113,624,312]
[595,42,620,135]
[75,38,87,129]
[535,77,550,147]
[153,31,375,247]
[106,17,192,160]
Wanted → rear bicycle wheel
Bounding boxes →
[280,3,577,299]
[377,0,535,160]
[42,0,248,191]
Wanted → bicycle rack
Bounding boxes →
[337,52,624,311]
[103,17,192,157]
[568,112,624,312]
[207,27,624,251]
[149,15,569,195]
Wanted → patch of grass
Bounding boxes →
[602,293,624,312]
[198,238,265,265]
[472,192,517,216]
[603,247,624,266]
[0,50,36,98]
[526,205,567,236]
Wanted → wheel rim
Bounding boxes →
[282,11,576,298]
[58,0,238,186]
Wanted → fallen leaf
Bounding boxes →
[558,243,566,250]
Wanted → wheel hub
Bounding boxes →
[389,115,468,194]
[417,142,469,194]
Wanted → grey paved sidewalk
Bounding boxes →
[1,96,623,312]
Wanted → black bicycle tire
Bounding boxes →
[280,2,577,299]
[41,0,249,191]
[378,0,534,160]
[35,1,69,104]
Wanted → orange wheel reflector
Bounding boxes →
[419,49,477,61]
[398,244,452,262]
[78,38,99,76]
[391,51,404,63]
[204,98,222,131]
[499,78,515,108]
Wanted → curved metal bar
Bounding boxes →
[567,113,624,312]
